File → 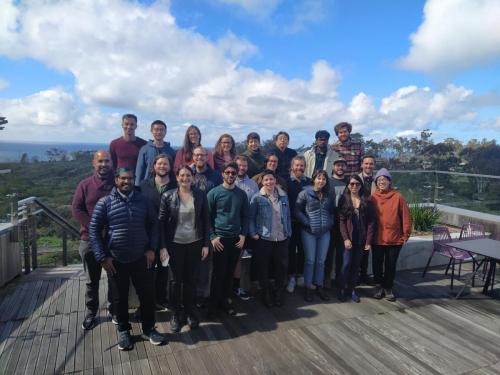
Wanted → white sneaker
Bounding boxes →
[296,276,305,287]
[286,277,296,293]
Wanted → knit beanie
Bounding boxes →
[375,168,392,182]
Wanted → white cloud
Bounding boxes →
[479,116,500,129]
[0,78,9,90]
[214,0,282,18]
[399,0,500,74]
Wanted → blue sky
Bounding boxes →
[0,0,499,147]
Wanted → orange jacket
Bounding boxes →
[371,188,412,246]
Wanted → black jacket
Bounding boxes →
[139,177,177,215]
[158,188,210,248]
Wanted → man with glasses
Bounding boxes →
[206,161,249,318]
[192,146,223,193]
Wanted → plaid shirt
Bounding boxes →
[331,138,364,177]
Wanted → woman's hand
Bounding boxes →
[201,246,209,260]
[364,244,371,251]
[344,239,352,249]
[252,234,260,240]
[160,248,169,262]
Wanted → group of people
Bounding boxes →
[72,114,412,351]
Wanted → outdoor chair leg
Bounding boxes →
[450,260,455,290]
[445,258,453,276]
[458,260,462,280]
[422,251,435,278]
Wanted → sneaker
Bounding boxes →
[286,277,296,293]
[118,330,133,351]
[316,286,330,301]
[82,313,97,330]
[241,249,253,259]
[304,288,313,302]
[351,291,361,303]
[224,301,237,316]
[384,289,396,302]
[144,328,167,346]
[170,313,182,333]
[187,313,200,329]
[234,287,251,301]
[373,285,384,299]
[107,310,118,325]
[296,276,305,288]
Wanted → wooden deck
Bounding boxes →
[0,264,499,375]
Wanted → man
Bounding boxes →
[242,132,266,178]
[135,120,176,186]
[109,114,147,171]
[331,122,364,178]
[192,146,223,193]
[285,156,311,293]
[303,130,339,178]
[358,155,376,284]
[233,155,259,300]
[252,153,288,191]
[207,161,249,318]
[139,154,177,309]
[72,150,115,330]
[90,167,166,350]
[359,155,376,196]
[325,157,348,289]
[271,131,297,179]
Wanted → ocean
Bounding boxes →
[0,141,108,162]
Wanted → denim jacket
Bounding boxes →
[249,187,292,239]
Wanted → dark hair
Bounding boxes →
[310,169,330,195]
[246,132,260,143]
[221,161,238,172]
[339,174,369,217]
[151,153,175,180]
[122,113,137,123]
[115,166,133,177]
[261,169,277,180]
[214,134,236,158]
[265,152,279,163]
[176,164,194,177]
[150,120,166,131]
[182,124,202,163]
[362,154,376,163]
[334,122,352,135]
[234,154,249,163]
[315,130,330,140]
[275,131,290,141]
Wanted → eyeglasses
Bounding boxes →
[193,153,206,158]
[224,171,237,176]
[349,182,361,187]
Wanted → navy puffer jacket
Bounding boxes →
[90,188,159,263]
[295,186,335,235]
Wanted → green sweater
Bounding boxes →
[207,185,249,239]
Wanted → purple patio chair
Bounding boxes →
[460,222,488,281]
[422,226,473,289]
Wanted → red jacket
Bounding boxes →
[371,188,411,246]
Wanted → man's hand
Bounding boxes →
[344,239,352,250]
[145,250,155,268]
[160,248,169,262]
[201,246,209,260]
[101,257,116,275]
[252,234,259,240]
[211,237,224,252]
[236,235,245,249]
[364,244,371,252]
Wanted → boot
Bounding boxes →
[304,288,313,302]
[274,287,283,307]
[262,289,273,308]
[316,286,330,301]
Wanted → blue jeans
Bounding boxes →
[340,244,363,293]
[301,230,330,287]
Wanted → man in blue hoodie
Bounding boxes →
[135,120,176,186]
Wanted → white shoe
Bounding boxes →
[286,277,296,293]
[296,276,305,287]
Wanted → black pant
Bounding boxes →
[210,237,240,309]
[109,256,155,333]
[155,255,169,304]
[372,245,402,289]
[169,240,202,314]
[326,227,344,284]
[359,251,370,278]
[256,238,289,291]
[287,222,304,276]
[340,244,363,293]
[79,241,113,314]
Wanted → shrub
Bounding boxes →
[410,203,440,232]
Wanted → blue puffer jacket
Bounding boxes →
[295,186,335,235]
[89,188,159,263]
[249,187,292,239]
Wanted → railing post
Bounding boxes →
[434,171,439,209]
[30,211,38,270]
[9,193,18,225]
[22,221,30,274]
[62,230,68,266]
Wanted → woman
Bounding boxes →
[158,165,210,332]
[174,125,214,171]
[338,174,375,303]
[249,170,292,307]
[295,170,335,302]
[213,134,236,171]
[252,153,288,191]
[371,168,411,302]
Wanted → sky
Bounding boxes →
[0,0,500,148]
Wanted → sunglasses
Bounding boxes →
[224,171,237,176]
[349,182,361,187]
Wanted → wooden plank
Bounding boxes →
[0,320,22,375]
